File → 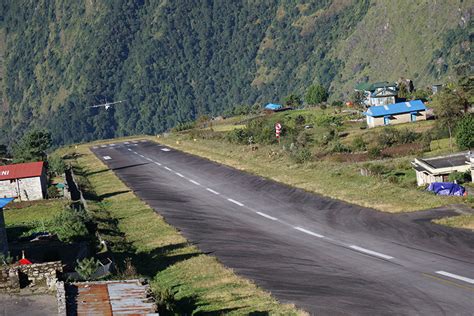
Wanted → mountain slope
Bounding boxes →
[0,0,471,146]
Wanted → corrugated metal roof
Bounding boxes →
[0,162,44,181]
[364,100,426,117]
[68,280,157,315]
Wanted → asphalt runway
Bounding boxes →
[92,140,474,315]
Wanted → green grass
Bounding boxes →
[3,199,66,240]
[55,139,305,315]
[4,200,65,227]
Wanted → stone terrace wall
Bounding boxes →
[0,261,63,293]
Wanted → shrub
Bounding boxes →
[47,186,60,199]
[48,155,66,176]
[368,146,383,159]
[330,142,351,153]
[352,136,367,151]
[49,207,90,243]
[225,128,250,144]
[455,114,474,149]
[76,257,100,281]
[448,171,471,184]
[290,148,312,164]
[172,121,196,132]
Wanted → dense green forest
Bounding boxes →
[0,0,471,147]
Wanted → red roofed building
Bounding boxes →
[0,162,47,201]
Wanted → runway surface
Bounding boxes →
[92,140,474,315]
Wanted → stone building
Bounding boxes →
[0,162,47,201]
[0,198,13,256]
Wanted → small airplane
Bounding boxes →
[90,100,127,110]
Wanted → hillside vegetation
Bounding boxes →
[0,0,471,146]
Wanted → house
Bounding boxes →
[0,162,47,201]
[363,100,427,128]
[412,152,474,186]
[265,103,283,111]
[0,198,13,256]
[354,82,398,107]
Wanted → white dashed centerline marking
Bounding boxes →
[127,148,132,151]
[294,227,325,238]
[349,245,393,260]
[256,212,278,221]
[100,145,107,148]
[189,180,201,186]
[164,167,172,171]
[146,158,153,162]
[206,188,220,195]
[139,154,145,158]
[161,148,171,152]
[436,271,474,284]
[227,198,244,207]
[175,172,185,178]
[92,146,98,149]
[133,151,138,154]
[154,162,162,166]
[103,156,112,160]
[124,141,130,144]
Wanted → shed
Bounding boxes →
[412,152,473,186]
[0,162,47,201]
[265,103,283,111]
[0,198,14,256]
[363,100,427,128]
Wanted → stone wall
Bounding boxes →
[56,281,67,316]
[0,261,63,293]
[0,176,46,201]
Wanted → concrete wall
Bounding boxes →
[0,175,46,201]
[367,110,427,128]
[0,209,7,256]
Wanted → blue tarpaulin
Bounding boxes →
[0,198,14,209]
[427,182,466,196]
[265,103,283,110]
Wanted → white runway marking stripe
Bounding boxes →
[164,167,172,171]
[349,245,393,260]
[175,172,185,178]
[161,148,171,152]
[103,156,112,160]
[139,154,145,158]
[154,162,162,166]
[294,227,324,238]
[124,141,130,144]
[206,188,220,195]
[133,151,138,154]
[100,145,107,148]
[256,212,278,221]
[227,198,244,206]
[146,158,153,161]
[189,179,201,186]
[127,148,132,151]
[436,271,474,284]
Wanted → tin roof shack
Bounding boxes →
[0,162,47,201]
[66,280,157,315]
[412,152,473,186]
[0,198,13,256]
[363,100,427,128]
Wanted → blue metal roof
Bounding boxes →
[0,198,14,209]
[265,103,283,110]
[363,100,426,117]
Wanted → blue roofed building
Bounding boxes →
[363,100,427,128]
[264,103,283,111]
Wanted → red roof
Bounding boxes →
[0,162,45,181]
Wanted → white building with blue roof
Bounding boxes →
[363,100,427,128]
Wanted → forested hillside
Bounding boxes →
[0,0,471,146]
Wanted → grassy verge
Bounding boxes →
[56,139,304,315]
[158,135,460,213]
[434,214,474,231]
